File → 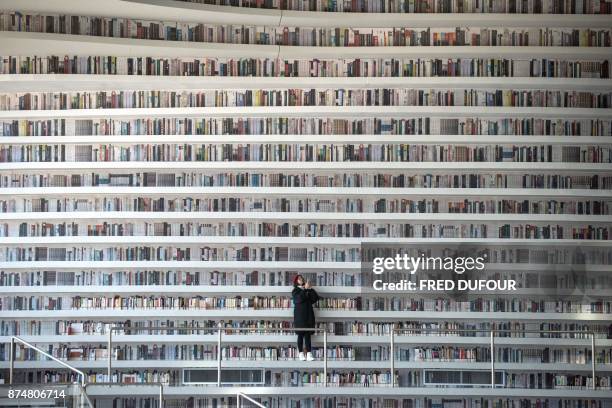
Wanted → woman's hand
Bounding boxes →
[304,281,312,289]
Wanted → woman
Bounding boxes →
[292,274,320,361]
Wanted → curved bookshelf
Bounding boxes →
[1,135,612,145]
[0,260,604,270]
[1,161,610,171]
[5,0,612,27]
[2,76,611,93]
[1,106,611,120]
[3,360,610,373]
[1,187,609,198]
[0,211,608,222]
[2,334,609,346]
[2,309,611,321]
[1,236,610,245]
[2,32,611,59]
[2,2,612,404]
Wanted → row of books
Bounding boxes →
[3,319,605,337]
[0,270,357,287]
[9,244,606,263]
[5,221,611,240]
[2,295,610,313]
[10,368,612,389]
[5,344,342,362]
[175,397,609,408]
[363,298,611,313]
[2,197,610,215]
[507,374,610,389]
[176,0,612,14]
[1,269,609,289]
[3,294,296,311]
[1,144,609,163]
[2,56,609,78]
[401,346,606,364]
[3,89,611,110]
[1,221,610,240]
[3,13,612,47]
[1,246,362,262]
[7,344,610,364]
[3,117,610,136]
[3,173,609,190]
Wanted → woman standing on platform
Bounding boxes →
[292,274,320,361]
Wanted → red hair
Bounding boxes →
[293,274,304,285]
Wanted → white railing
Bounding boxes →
[108,326,327,387]
[4,328,601,397]
[104,325,599,389]
[8,336,94,407]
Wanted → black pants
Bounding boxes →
[297,332,312,353]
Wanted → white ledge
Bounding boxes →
[1,286,610,298]
[1,75,612,93]
[0,187,609,198]
[0,236,609,245]
[1,309,610,321]
[0,260,604,271]
[2,0,612,28]
[1,106,611,120]
[1,162,610,171]
[1,135,612,145]
[0,212,608,223]
[2,360,609,372]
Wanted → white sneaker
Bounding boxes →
[306,352,315,361]
[298,352,306,361]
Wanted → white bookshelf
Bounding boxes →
[3,0,612,28]
[3,334,609,347]
[1,187,609,198]
[3,309,611,321]
[1,135,612,145]
[1,106,611,120]
[1,211,608,222]
[1,286,610,299]
[1,75,611,93]
[2,161,610,171]
[2,0,612,28]
[1,1,612,404]
[2,236,610,245]
[3,360,609,372]
[2,32,612,59]
[1,260,605,271]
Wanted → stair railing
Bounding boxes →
[8,336,93,407]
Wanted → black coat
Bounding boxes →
[292,285,320,329]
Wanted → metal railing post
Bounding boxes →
[9,336,15,384]
[390,330,395,387]
[591,332,596,390]
[159,383,164,408]
[107,329,113,381]
[323,330,328,387]
[80,373,86,408]
[217,327,222,387]
[490,330,495,389]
